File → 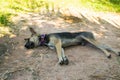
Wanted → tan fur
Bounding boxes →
[48,36,63,63]
[81,36,111,57]
[29,35,39,47]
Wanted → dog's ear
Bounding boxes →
[29,27,37,35]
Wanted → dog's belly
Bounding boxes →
[62,39,80,47]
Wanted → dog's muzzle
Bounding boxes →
[25,41,35,49]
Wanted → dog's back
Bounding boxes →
[49,32,94,47]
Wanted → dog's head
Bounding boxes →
[24,28,40,49]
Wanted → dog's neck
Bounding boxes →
[39,34,49,46]
[39,34,46,45]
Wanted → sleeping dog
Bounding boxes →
[24,27,120,65]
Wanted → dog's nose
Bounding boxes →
[24,42,35,49]
[25,44,29,49]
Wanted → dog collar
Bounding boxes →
[39,34,46,45]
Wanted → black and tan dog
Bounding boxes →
[24,27,120,65]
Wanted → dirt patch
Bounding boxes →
[0,9,120,80]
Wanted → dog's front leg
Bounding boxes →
[55,39,64,65]
[54,39,69,65]
[49,36,64,65]
[61,48,69,65]
[49,36,69,65]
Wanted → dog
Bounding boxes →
[24,27,120,65]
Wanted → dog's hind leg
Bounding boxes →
[81,36,111,58]
[101,45,120,56]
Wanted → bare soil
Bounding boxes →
[0,9,120,80]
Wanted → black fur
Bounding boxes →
[45,32,94,47]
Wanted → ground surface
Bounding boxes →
[0,8,120,80]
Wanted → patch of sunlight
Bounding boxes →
[21,26,28,31]
[0,27,16,38]
[102,18,120,29]
[25,50,34,57]
[92,31,104,38]
[100,13,120,29]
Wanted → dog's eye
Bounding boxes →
[24,38,29,42]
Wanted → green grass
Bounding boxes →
[0,0,120,27]
[0,0,48,26]
[79,0,120,12]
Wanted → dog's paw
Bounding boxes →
[63,56,69,65]
[58,58,64,65]
[59,60,64,65]
[58,56,69,65]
